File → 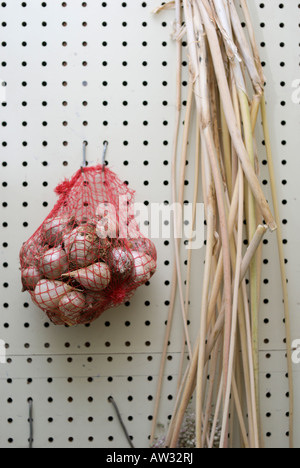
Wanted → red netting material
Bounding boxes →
[20,165,157,326]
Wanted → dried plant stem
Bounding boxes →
[152,0,288,449]
[169,339,199,448]
[187,1,232,447]
[220,164,244,447]
[228,0,263,96]
[261,95,294,448]
[208,371,223,448]
[201,334,222,446]
[195,144,215,448]
[206,175,240,326]
[173,95,193,360]
[168,215,266,447]
[221,104,233,199]
[239,0,293,447]
[175,83,197,382]
[231,373,249,448]
[238,88,260,417]
[239,0,265,84]
[237,289,259,448]
[149,0,183,444]
[197,0,276,232]
[240,225,268,281]
[177,120,201,394]
[165,354,192,447]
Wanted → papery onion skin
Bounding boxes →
[65,262,111,292]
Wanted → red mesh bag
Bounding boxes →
[20,165,157,326]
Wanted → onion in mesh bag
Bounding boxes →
[34,279,75,310]
[63,224,106,268]
[128,237,157,260]
[63,262,111,292]
[39,246,69,279]
[107,247,134,280]
[20,238,48,268]
[58,291,86,326]
[20,164,157,325]
[131,251,157,285]
[21,267,43,292]
[42,216,71,246]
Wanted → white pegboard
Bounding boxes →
[0,0,299,448]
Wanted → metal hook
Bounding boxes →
[82,140,88,168]
[108,396,135,448]
[28,398,33,448]
[102,140,108,174]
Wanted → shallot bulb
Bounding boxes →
[21,266,43,292]
[39,246,69,279]
[20,238,48,268]
[34,280,74,310]
[108,247,133,280]
[42,216,71,246]
[131,251,156,285]
[128,237,157,260]
[63,224,100,268]
[58,291,86,326]
[20,238,36,267]
[64,262,111,291]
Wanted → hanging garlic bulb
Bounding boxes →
[108,247,134,280]
[42,216,71,246]
[131,251,157,285]
[58,291,86,325]
[34,280,75,310]
[63,262,111,291]
[63,224,101,268]
[21,266,43,292]
[39,246,69,279]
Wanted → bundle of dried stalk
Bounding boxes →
[150,0,293,449]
